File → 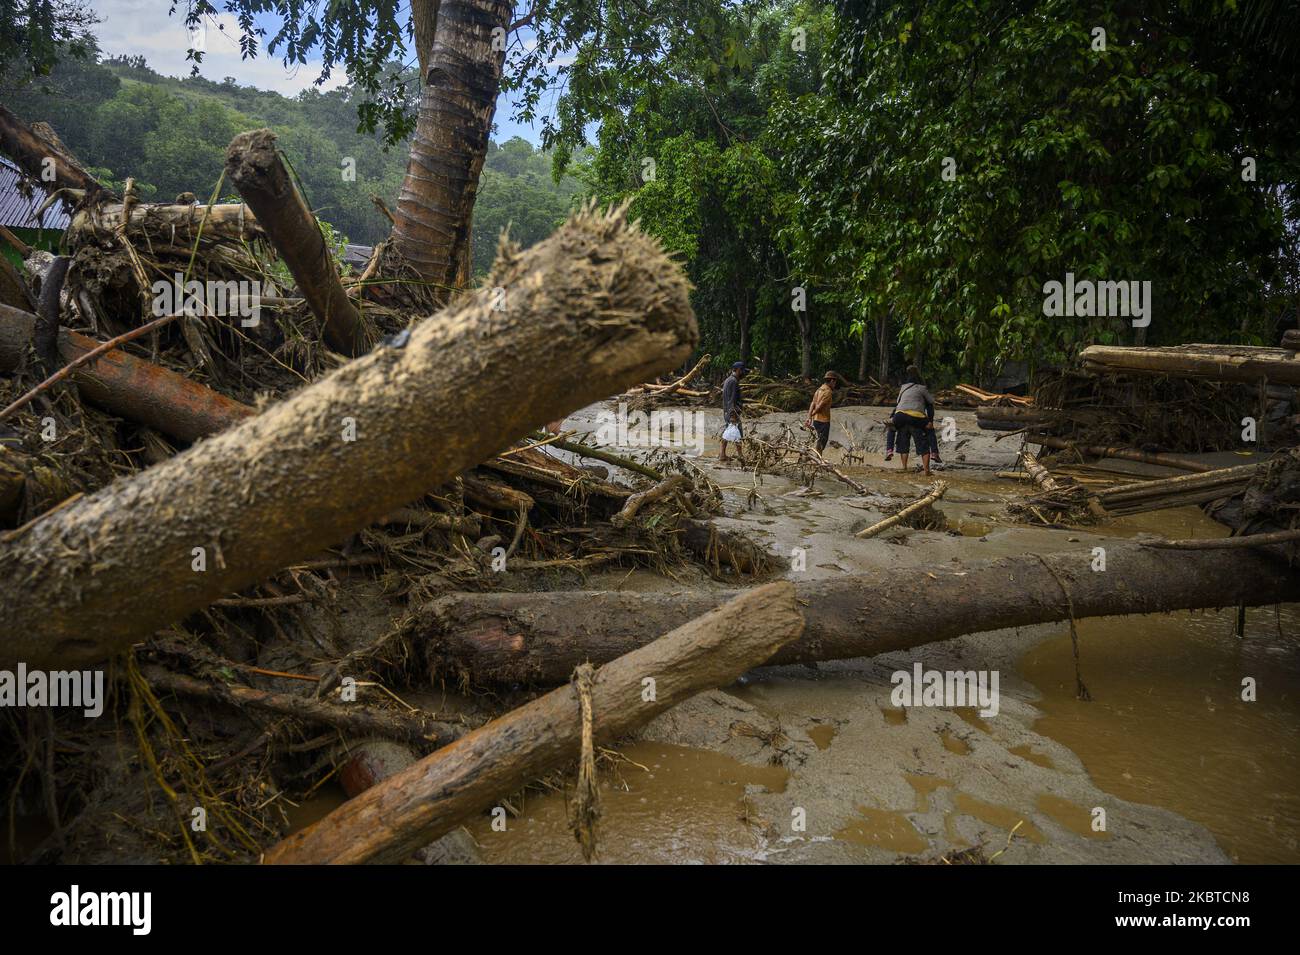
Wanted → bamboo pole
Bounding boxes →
[856,481,947,538]
[263,581,803,864]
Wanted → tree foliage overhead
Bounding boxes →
[786,0,1300,377]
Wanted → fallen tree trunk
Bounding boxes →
[68,201,265,246]
[1027,434,1212,473]
[417,542,1300,685]
[1080,343,1300,386]
[0,304,256,441]
[225,129,368,357]
[0,206,695,670]
[0,104,106,197]
[263,581,803,863]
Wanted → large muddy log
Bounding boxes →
[225,129,368,356]
[0,304,256,441]
[264,581,803,864]
[0,206,695,670]
[1081,343,1300,386]
[0,104,106,197]
[418,543,1300,685]
[67,201,265,246]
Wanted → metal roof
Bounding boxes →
[0,156,71,230]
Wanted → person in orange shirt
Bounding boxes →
[806,371,843,453]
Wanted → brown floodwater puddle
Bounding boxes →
[1019,605,1300,863]
[808,723,837,749]
[463,742,788,864]
[905,773,953,812]
[1008,744,1055,769]
[953,793,1047,844]
[1037,793,1110,839]
[834,806,930,853]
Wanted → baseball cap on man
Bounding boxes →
[731,361,748,371]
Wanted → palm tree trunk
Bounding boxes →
[390,0,512,303]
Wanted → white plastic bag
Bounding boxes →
[722,423,742,443]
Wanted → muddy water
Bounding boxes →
[1020,606,1300,863]
[463,742,788,864]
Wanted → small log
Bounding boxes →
[225,129,368,357]
[612,474,689,527]
[144,667,465,746]
[263,581,804,863]
[0,255,34,312]
[0,205,696,670]
[461,473,535,513]
[855,481,947,538]
[1080,343,1300,386]
[418,543,1300,686]
[1027,434,1213,473]
[530,433,665,481]
[1140,528,1300,551]
[0,304,256,441]
[1018,450,1060,492]
[652,352,710,398]
[378,507,481,537]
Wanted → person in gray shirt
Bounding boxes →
[890,367,935,476]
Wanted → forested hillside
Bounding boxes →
[4,49,581,271]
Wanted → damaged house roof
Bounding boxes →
[0,156,71,230]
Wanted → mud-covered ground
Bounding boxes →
[460,402,1298,865]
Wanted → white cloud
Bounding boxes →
[90,0,346,95]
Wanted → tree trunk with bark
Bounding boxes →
[263,581,804,864]
[417,542,1300,685]
[0,206,696,670]
[0,304,256,442]
[390,0,513,299]
[225,129,369,357]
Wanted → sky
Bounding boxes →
[89,0,548,144]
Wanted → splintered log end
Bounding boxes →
[481,198,698,385]
[225,128,286,196]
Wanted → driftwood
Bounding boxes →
[0,103,106,197]
[225,129,368,357]
[1080,343,1300,386]
[263,581,804,863]
[417,542,1300,685]
[144,667,465,746]
[68,200,265,246]
[1097,463,1260,516]
[0,303,256,441]
[532,432,665,481]
[855,481,948,539]
[612,474,688,527]
[642,352,711,397]
[1027,434,1212,473]
[0,205,696,670]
